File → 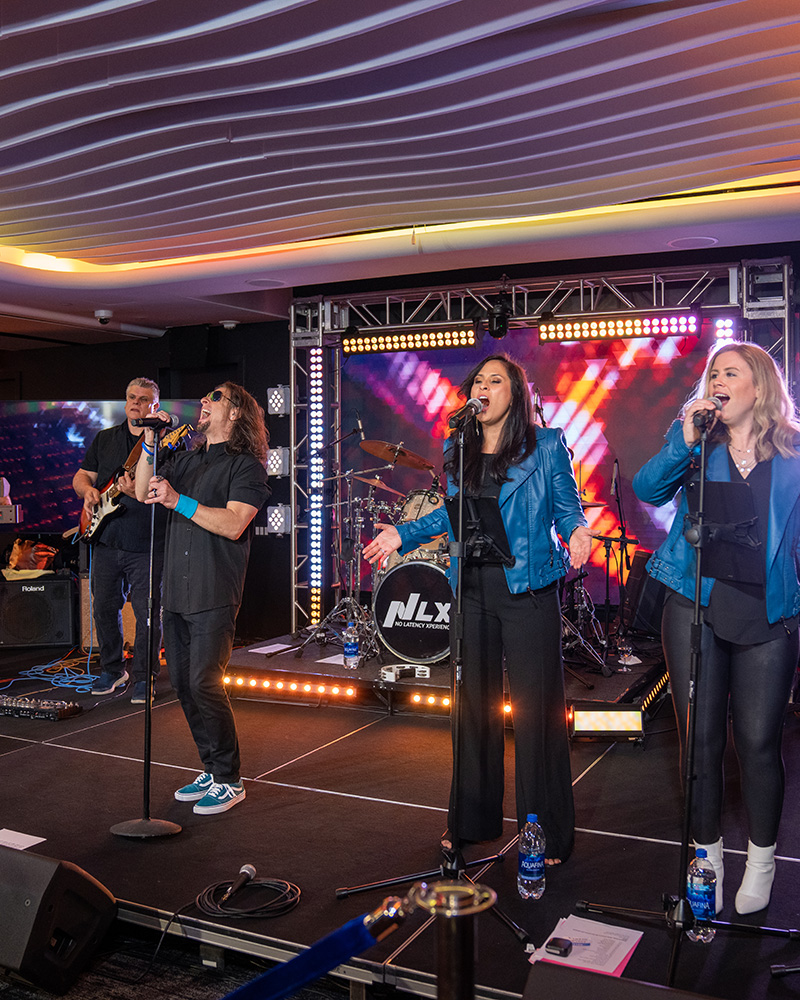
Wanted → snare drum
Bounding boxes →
[373,560,451,664]
[386,489,448,571]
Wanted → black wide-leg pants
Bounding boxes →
[449,565,575,861]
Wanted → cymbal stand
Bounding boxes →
[560,572,604,678]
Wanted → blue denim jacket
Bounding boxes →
[396,426,587,594]
[632,420,800,624]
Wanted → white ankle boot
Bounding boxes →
[735,841,776,915]
[694,838,724,913]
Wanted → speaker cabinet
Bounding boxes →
[0,577,76,647]
[78,572,136,650]
[0,846,117,994]
[622,549,667,636]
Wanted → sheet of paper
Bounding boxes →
[529,914,642,977]
[316,654,348,665]
[248,643,293,653]
[0,829,46,850]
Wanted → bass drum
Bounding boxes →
[385,489,448,571]
[373,560,451,664]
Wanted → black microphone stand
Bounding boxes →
[335,413,529,948]
[111,430,181,839]
[576,423,798,987]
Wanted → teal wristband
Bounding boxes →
[175,494,199,519]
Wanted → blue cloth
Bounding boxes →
[632,420,800,624]
[396,426,587,594]
[221,914,375,1000]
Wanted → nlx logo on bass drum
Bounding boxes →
[373,561,451,665]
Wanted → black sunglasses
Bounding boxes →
[207,389,233,404]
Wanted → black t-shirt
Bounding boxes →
[80,421,166,552]
[705,455,798,642]
[159,443,270,614]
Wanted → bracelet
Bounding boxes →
[140,441,154,455]
[175,493,199,520]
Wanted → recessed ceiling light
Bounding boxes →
[667,237,719,249]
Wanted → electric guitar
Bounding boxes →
[78,423,191,543]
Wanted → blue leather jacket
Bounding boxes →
[632,420,800,624]
[395,426,587,594]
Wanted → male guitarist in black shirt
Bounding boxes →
[73,377,167,702]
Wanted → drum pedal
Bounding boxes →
[380,665,431,682]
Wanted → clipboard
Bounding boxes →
[685,479,763,585]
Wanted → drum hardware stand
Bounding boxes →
[598,461,640,674]
[336,415,530,950]
[576,426,800,988]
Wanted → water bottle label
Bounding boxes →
[686,882,714,921]
[343,642,358,657]
[519,852,545,879]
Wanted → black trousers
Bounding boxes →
[163,605,241,784]
[91,543,162,683]
[450,565,575,861]
[662,591,798,846]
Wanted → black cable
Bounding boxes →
[195,877,301,918]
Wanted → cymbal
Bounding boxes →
[353,475,404,497]
[581,500,605,509]
[360,439,434,471]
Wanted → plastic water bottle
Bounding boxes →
[517,813,546,899]
[343,621,359,669]
[686,848,716,942]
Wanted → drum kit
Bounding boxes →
[294,429,636,675]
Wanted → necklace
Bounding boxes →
[728,443,755,472]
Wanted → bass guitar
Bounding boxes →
[78,423,191,543]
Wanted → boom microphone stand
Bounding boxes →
[112,427,181,839]
[336,412,529,947]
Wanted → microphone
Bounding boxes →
[610,459,618,498]
[132,413,180,429]
[692,396,723,429]
[220,863,257,903]
[355,411,365,441]
[448,398,484,428]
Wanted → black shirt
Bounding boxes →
[80,420,166,552]
[159,443,270,614]
[705,455,798,642]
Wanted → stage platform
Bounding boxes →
[226,629,669,736]
[2,644,800,1000]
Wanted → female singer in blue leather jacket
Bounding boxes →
[632,342,800,916]
[365,354,591,863]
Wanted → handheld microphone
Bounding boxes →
[692,396,723,429]
[355,411,365,441]
[448,398,484,429]
[610,459,618,498]
[132,413,180,429]
[220,863,257,903]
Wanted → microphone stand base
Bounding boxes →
[110,817,182,839]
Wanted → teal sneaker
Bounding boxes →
[174,771,214,802]
[193,781,246,815]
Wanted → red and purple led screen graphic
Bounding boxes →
[341,327,724,602]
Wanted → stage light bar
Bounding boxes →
[538,312,699,343]
[225,673,359,700]
[307,348,325,624]
[713,317,741,339]
[342,325,476,355]
[568,701,644,740]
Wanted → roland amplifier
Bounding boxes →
[0,577,76,647]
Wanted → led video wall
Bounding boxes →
[341,326,722,602]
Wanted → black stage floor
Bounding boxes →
[2,641,800,1000]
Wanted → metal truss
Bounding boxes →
[289,257,797,620]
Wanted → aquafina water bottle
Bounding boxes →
[686,848,716,942]
[517,813,546,899]
[343,621,359,669]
